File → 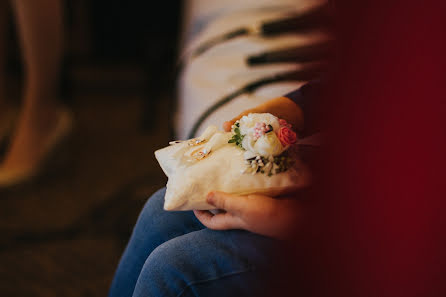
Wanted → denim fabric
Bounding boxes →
[108,188,277,297]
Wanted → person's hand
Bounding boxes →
[194,191,300,240]
[195,96,304,239]
[223,96,303,132]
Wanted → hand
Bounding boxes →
[223,96,303,132]
[196,96,304,239]
[194,191,301,240]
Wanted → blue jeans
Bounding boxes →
[108,188,278,297]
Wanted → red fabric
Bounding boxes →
[282,1,446,296]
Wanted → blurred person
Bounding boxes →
[0,0,71,187]
[108,1,326,296]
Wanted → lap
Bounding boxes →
[110,188,279,297]
[135,188,205,241]
[109,188,206,297]
[133,227,277,297]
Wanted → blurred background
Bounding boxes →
[1,1,181,296]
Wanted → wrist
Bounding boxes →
[264,97,304,132]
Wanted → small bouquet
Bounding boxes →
[155,113,308,211]
[229,113,297,176]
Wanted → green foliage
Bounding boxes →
[228,122,245,149]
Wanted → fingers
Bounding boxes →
[193,191,248,230]
[193,210,243,230]
[206,191,246,214]
[223,121,233,132]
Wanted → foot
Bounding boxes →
[0,104,19,145]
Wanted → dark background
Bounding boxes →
[1,1,182,296]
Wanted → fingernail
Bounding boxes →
[206,192,215,204]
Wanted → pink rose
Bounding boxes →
[279,119,292,128]
[277,126,297,146]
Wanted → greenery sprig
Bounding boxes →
[228,122,245,149]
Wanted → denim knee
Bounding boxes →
[131,229,263,297]
[132,188,203,243]
[132,236,192,297]
[108,188,204,297]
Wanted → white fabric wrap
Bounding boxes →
[155,126,309,211]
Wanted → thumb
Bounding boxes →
[223,121,235,132]
[206,191,245,214]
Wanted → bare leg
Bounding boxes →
[0,0,8,107]
[1,0,65,173]
[0,0,19,143]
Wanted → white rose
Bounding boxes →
[241,135,256,153]
[253,133,284,157]
[239,113,280,136]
